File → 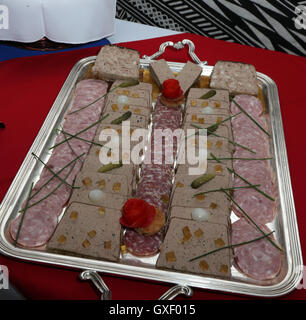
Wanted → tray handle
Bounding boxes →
[142,39,207,66]
[79,270,111,300]
[158,284,193,300]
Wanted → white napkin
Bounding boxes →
[0,0,116,43]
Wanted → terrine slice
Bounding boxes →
[47,202,122,262]
[92,45,140,81]
[157,218,231,278]
[149,59,174,89]
[176,61,202,94]
[188,88,230,103]
[210,60,258,96]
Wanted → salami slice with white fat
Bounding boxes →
[10,79,108,247]
[230,95,276,224]
[232,218,282,280]
[123,229,162,256]
[10,201,59,247]
[124,97,182,256]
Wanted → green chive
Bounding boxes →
[31,153,77,189]
[227,167,275,201]
[61,128,83,163]
[68,80,139,116]
[193,184,261,197]
[208,130,257,154]
[22,161,76,212]
[49,113,109,150]
[185,112,242,141]
[206,112,242,132]
[207,157,273,161]
[191,123,257,155]
[189,231,275,262]
[14,182,34,246]
[28,153,85,201]
[56,129,107,148]
[209,152,222,163]
[222,189,282,251]
[230,97,270,137]
[118,79,140,87]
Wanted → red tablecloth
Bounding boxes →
[0,33,305,300]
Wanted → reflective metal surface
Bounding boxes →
[0,51,303,297]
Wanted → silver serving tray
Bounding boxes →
[0,40,303,298]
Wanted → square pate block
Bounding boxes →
[210,60,258,96]
[92,45,140,81]
[157,218,231,278]
[188,88,230,103]
[47,202,122,262]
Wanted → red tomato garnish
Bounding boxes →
[162,79,183,99]
[120,198,156,228]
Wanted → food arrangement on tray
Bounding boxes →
[0,40,302,297]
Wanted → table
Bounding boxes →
[0,21,305,300]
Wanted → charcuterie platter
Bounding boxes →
[0,40,303,298]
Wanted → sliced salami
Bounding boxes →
[230,95,276,224]
[123,229,162,256]
[10,79,108,247]
[232,218,282,281]
[10,202,59,247]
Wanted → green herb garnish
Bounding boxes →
[227,167,275,201]
[209,152,222,163]
[69,80,139,115]
[60,127,83,163]
[191,124,257,154]
[31,153,78,189]
[222,189,282,251]
[193,184,261,197]
[19,153,85,213]
[189,231,275,262]
[28,153,85,202]
[110,111,132,125]
[49,114,109,150]
[98,161,123,173]
[206,112,242,134]
[199,89,216,99]
[207,157,273,161]
[190,173,216,189]
[22,162,76,212]
[230,97,270,137]
[185,112,242,141]
[56,129,107,148]
[118,79,140,87]
[14,182,34,246]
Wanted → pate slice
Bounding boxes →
[101,111,149,128]
[171,188,231,213]
[92,45,139,81]
[188,88,230,103]
[47,202,122,262]
[185,98,230,116]
[175,61,202,95]
[157,218,231,278]
[210,60,258,96]
[169,205,230,225]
